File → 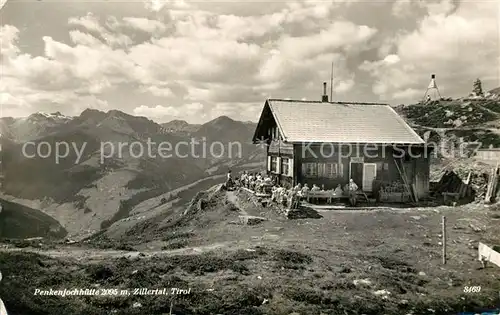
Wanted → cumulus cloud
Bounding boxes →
[144,86,174,97]
[145,0,191,12]
[122,17,167,34]
[0,24,19,59]
[69,30,104,46]
[3,0,494,122]
[391,0,413,18]
[68,13,133,47]
[424,0,457,16]
[334,79,355,94]
[392,0,456,18]
[277,21,377,60]
[0,24,127,116]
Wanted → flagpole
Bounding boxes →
[330,61,334,101]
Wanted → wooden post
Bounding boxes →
[169,299,174,315]
[442,216,447,264]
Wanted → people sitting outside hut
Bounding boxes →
[287,189,300,209]
[248,173,254,189]
[348,179,359,206]
[292,183,302,193]
[240,171,248,187]
[271,186,285,203]
[260,176,273,194]
[255,177,265,193]
[251,175,258,191]
[333,184,343,197]
[300,183,310,200]
[271,186,279,202]
[270,175,277,186]
[308,184,321,203]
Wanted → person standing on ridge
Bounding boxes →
[226,170,233,190]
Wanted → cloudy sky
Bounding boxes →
[1,0,499,123]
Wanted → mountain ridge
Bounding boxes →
[1,108,253,142]
[0,108,263,239]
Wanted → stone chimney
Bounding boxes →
[322,82,329,102]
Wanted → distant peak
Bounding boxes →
[81,108,105,116]
[165,119,189,125]
[209,115,235,124]
[107,109,129,117]
[27,111,72,120]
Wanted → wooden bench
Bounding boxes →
[306,191,346,203]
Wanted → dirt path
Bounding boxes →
[0,240,255,262]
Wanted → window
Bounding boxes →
[271,156,278,172]
[319,163,341,178]
[269,127,279,140]
[302,163,317,178]
[281,158,290,175]
[303,162,342,178]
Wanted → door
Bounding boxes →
[363,163,377,192]
[350,162,363,188]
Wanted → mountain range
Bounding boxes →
[0,110,264,239]
[1,88,498,240]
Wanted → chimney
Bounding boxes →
[322,82,329,102]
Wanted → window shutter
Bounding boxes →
[276,157,281,174]
[267,156,271,171]
[288,158,294,177]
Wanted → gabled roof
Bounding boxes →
[254,99,425,144]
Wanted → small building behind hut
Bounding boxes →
[252,83,432,201]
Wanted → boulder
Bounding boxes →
[238,215,267,226]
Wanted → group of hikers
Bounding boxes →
[225,169,361,207]
[269,179,360,207]
[225,170,277,191]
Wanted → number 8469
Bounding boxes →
[463,286,481,293]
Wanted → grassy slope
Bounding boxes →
[398,99,500,147]
[0,198,67,239]
[1,129,104,203]
[1,188,499,314]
